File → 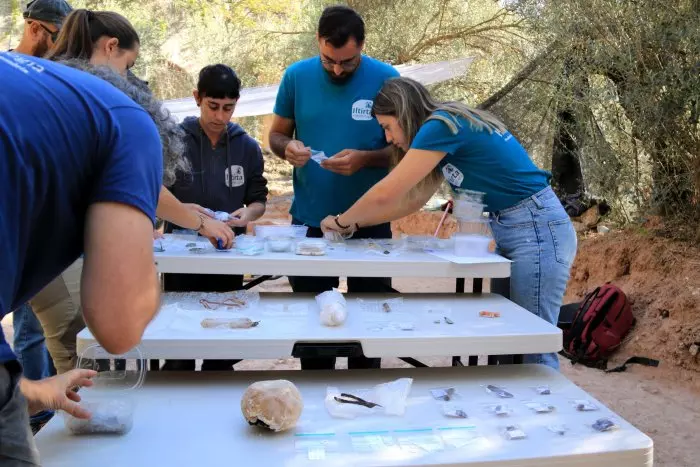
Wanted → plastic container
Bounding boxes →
[454,188,486,204]
[235,234,265,256]
[63,345,145,435]
[295,239,327,256]
[458,219,492,236]
[453,234,492,257]
[404,235,439,251]
[453,200,486,220]
[267,236,294,253]
[254,224,308,239]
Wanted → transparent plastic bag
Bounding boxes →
[316,289,347,327]
[357,297,404,314]
[324,378,413,419]
[174,290,260,311]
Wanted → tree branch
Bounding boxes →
[478,40,561,110]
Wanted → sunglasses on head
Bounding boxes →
[28,20,59,42]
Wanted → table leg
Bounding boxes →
[399,357,428,368]
[243,275,273,290]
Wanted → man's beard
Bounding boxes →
[34,38,51,58]
[325,69,355,85]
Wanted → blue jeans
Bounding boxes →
[489,187,577,370]
[13,304,56,422]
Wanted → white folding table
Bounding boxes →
[152,237,511,280]
[77,293,561,360]
[35,365,653,467]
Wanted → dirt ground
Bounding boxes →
[3,181,699,466]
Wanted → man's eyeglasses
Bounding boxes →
[28,20,59,42]
[320,54,360,71]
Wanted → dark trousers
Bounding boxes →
[0,362,40,466]
[162,273,243,371]
[290,219,392,370]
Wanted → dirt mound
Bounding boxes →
[565,230,700,372]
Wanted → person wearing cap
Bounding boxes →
[12,0,72,57]
[8,0,73,436]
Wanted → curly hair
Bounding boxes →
[56,59,189,187]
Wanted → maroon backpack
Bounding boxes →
[562,284,642,370]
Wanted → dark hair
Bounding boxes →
[197,64,241,100]
[318,5,365,48]
[45,9,139,61]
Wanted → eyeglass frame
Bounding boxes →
[319,53,361,72]
[27,20,59,43]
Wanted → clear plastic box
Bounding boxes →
[63,345,145,435]
[235,234,265,256]
[295,239,327,256]
[266,236,294,252]
[454,188,485,204]
[452,234,492,257]
[254,224,308,239]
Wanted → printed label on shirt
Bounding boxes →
[442,163,464,187]
[351,99,374,121]
[225,165,245,188]
[1,53,45,74]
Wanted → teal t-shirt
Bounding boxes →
[410,111,551,212]
[274,56,399,226]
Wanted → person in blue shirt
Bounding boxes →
[269,5,399,371]
[8,0,73,436]
[0,53,182,465]
[321,77,578,370]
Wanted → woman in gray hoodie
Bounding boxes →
[163,64,268,371]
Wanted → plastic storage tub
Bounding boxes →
[236,235,265,256]
[452,233,493,257]
[254,225,308,239]
[295,239,327,256]
[63,345,145,435]
[266,236,294,252]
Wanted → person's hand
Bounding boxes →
[320,215,356,236]
[184,203,214,218]
[152,229,164,240]
[199,217,234,249]
[320,149,366,176]
[226,207,249,228]
[20,369,97,419]
[284,140,311,168]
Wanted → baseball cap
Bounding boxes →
[23,0,73,27]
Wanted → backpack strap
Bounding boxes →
[564,287,600,352]
[605,356,660,373]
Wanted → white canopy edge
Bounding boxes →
[163,57,473,121]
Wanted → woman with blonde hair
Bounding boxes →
[322,77,577,369]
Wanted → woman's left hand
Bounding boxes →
[227,208,249,228]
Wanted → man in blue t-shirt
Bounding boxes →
[269,5,399,370]
[0,52,164,465]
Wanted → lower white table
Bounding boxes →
[35,365,653,467]
[76,293,562,359]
